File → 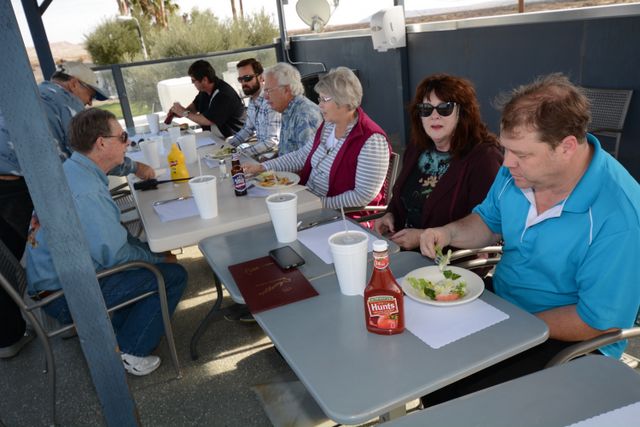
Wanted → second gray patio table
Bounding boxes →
[197,239,549,424]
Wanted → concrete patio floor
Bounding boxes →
[1,245,639,426]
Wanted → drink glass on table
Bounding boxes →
[189,175,218,219]
[328,230,369,296]
[265,192,298,243]
[178,134,197,164]
[146,113,160,135]
[139,138,161,169]
[168,126,181,143]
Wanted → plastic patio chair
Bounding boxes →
[582,87,633,159]
[111,181,144,239]
[0,240,181,426]
[449,245,503,271]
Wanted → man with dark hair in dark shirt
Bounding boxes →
[169,60,245,138]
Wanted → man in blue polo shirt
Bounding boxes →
[419,73,640,406]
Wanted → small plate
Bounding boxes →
[205,147,235,160]
[254,171,300,190]
[401,265,484,306]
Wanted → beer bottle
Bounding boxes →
[364,240,405,335]
[231,150,247,196]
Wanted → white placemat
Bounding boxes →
[566,401,640,427]
[152,198,200,222]
[297,221,377,264]
[404,296,509,349]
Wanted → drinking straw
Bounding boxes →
[197,153,203,177]
[340,206,349,234]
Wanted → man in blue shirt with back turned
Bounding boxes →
[27,108,187,376]
[419,73,640,406]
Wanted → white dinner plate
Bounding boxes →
[253,171,300,190]
[204,148,234,160]
[401,265,484,306]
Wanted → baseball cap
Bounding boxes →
[57,62,109,101]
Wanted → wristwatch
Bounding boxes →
[182,110,189,118]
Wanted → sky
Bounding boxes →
[9,1,526,47]
[9,0,390,47]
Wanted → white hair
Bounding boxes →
[314,67,362,110]
[263,63,304,96]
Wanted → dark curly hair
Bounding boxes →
[408,74,498,158]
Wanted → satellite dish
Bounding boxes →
[296,0,332,32]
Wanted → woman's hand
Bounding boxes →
[243,163,265,176]
[374,213,395,236]
[389,228,423,250]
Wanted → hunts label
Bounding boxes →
[366,295,399,317]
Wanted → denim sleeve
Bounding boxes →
[108,157,137,176]
[74,191,164,269]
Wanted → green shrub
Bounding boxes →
[85,19,147,65]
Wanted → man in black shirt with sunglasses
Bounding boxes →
[170,60,245,138]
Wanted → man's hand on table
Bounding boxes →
[135,162,156,180]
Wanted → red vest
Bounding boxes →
[299,107,389,205]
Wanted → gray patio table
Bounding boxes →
[191,208,398,359]
[199,244,548,424]
[386,354,640,427]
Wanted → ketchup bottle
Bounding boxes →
[364,240,404,335]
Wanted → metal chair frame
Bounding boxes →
[546,327,640,367]
[0,241,181,426]
[582,87,633,159]
[346,151,401,222]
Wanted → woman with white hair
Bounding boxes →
[246,67,390,210]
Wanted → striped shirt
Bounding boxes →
[228,92,281,156]
[263,115,389,209]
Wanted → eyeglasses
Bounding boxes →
[319,95,333,103]
[103,131,129,144]
[263,85,285,96]
[78,81,96,100]
[417,102,457,117]
[237,74,257,83]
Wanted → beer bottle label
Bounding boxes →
[232,173,246,191]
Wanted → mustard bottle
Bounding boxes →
[167,143,190,180]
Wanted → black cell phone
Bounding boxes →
[269,246,305,270]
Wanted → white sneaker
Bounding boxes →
[121,353,161,376]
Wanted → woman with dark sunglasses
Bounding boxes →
[374,74,503,250]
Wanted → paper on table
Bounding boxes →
[566,401,640,427]
[298,221,377,264]
[196,135,217,148]
[404,296,509,349]
[152,198,200,222]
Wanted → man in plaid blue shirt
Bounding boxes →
[227,58,281,158]
[262,63,322,156]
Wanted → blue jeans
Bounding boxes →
[44,263,187,356]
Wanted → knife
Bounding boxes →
[297,215,341,231]
[153,196,193,206]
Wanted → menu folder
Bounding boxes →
[228,256,318,314]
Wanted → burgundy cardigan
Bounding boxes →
[299,107,389,205]
[387,141,503,231]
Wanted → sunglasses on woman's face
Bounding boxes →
[417,101,456,117]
